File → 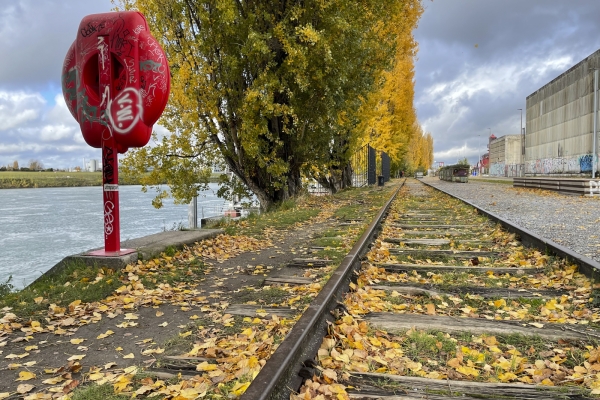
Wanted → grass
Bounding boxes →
[139,257,206,289]
[71,384,130,400]
[214,197,321,237]
[0,260,125,320]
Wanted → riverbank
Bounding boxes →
[0,171,221,189]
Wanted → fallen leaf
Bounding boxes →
[15,371,36,381]
[16,384,35,394]
[123,353,135,359]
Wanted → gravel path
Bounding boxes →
[422,177,600,262]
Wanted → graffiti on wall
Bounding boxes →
[525,155,596,175]
[580,155,593,173]
[490,162,505,176]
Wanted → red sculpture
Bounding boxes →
[62,11,170,255]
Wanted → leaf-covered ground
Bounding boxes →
[0,184,396,399]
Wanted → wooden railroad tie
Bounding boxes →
[364,312,591,341]
[378,263,543,276]
[368,284,566,299]
[286,258,330,268]
[225,304,295,318]
[389,249,499,258]
[345,372,584,400]
[264,276,314,286]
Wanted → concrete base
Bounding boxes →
[30,229,223,287]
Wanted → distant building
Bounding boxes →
[489,135,522,177]
[526,49,600,176]
[86,159,102,172]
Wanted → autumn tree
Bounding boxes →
[29,160,43,171]
[356,0,421,162]
[12,161,18,171]
[116,0,415,210]
[403,125,434,173]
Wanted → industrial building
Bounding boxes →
[525,49,600,176]
[489,135,522,177]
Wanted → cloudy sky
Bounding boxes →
[414,0,600,165]
[2,0,600,169]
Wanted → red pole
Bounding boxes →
[102,141,120,252]
[98,35,121,254]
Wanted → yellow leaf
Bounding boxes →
[123,353,135,359]
[447,358,461,368]
[493,299,506,308]
[230,382,251,396]
[498,372,517,382]
[369,337,382,347]
[0,393,9,399]
[156,311,164,317]
[456,365,479,377]
[15,371,36,381]
[69,299,81,308]
[68,354,86,361]
[97,330,114,339]
[24,345,38,351]
[197,361,217,371]
[42,376,65,385]
[33,297,44,304]
[104,362,117,369]
[70,338,85,345]
[89,372,104,381]
[529,322,544,328]
[425,303,436,315]
[179,331,192,338]
[158,322,168,327]
[179,388,203,399]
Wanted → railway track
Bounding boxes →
[242,179,600,400]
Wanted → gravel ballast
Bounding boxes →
[423,177,600,263]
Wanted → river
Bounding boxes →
[0,184,225,288]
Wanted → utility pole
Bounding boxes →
[518,109,523,177]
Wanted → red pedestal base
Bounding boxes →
[86,248,137,257]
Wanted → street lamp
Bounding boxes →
[478,134,481,174]
[518,108,523,177]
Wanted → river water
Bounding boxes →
[0,184,225,288]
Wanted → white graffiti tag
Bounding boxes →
[97,36,108,70]
[104,201,115,237]
[108,88,142,134]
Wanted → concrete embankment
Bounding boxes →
[31,229,223,286]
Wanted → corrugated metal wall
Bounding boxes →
[525,50,600,175]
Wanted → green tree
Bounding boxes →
[116,0,413,210]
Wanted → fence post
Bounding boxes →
[188,196,198,229]
[382,152,390,182]
[368,146,376,185]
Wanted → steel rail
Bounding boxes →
[241,181,404,400]
[422,181,600,280]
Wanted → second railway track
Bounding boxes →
[243,179,600,400]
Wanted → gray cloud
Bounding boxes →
[415,0,600,164]
[0,0,114,90]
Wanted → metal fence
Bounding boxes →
[351,145,370,187]
[349,145,390,187]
